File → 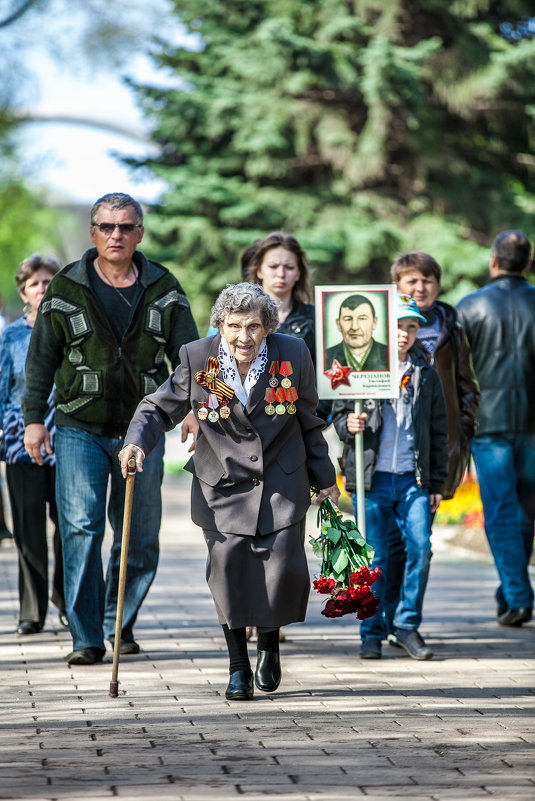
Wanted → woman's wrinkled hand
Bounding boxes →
[181,411,199,453]
[313,483,340,507]
[118,444,145,478]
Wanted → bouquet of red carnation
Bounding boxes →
[310,498,381,620]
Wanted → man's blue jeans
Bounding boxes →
[471,434,535,611]
[56,426,164,651]
[354,471,432,641]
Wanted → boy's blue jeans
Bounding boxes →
[56,426,164,651]
[353,471,432,641]
[471,434,535,611]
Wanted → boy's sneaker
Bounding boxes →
[360,638,382,659]
[393,628,433,660]
[387,632,402,648]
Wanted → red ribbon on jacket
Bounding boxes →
[194,357,235,403]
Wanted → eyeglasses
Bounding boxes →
[92,222,142,235]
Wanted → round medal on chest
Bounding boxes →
[275,404,286,415]
[208,410,219,422]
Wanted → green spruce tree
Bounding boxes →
[130,0,535,323]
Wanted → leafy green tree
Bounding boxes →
[0,0,181,313]
[0,183,61,312]
[130,0,535,324]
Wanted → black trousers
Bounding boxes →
[6,462,65,625]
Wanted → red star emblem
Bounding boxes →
[324,359,353,389]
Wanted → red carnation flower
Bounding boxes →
[313,576,336,594]
[322,598,346,618]
[356,592,380,620]
[312,499,382,622]
[350,566,372,585]
[347,584,371,600]
[350,566,381,587]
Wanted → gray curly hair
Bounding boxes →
[210,283,279,334]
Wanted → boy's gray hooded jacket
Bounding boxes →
[332,347,448,494]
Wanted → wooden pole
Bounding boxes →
[109,457,136,697]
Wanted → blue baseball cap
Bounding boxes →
[397,293,426,324]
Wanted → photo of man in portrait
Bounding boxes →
[324,293,389,372]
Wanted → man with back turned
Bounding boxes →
[456,230,534,627]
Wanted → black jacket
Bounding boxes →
[332,347,448,494]
[428,301,479,499]
[277,302,315,357]
[456,274,535,436]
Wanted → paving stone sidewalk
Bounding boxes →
[0,473,533,801]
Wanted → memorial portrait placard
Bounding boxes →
[315,284,398,400]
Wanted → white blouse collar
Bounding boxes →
[218,336,268,406]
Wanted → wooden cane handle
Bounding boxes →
[127,457,136,475]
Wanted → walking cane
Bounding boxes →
[109,457,136,697]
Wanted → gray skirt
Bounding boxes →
[202,519,310,630]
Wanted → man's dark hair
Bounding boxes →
[338,294,376,319]
[492,230,532,274]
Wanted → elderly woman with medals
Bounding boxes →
[119,283,339,701]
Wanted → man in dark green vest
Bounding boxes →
[24,192,199,665]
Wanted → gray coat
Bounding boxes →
[125,333,336,536]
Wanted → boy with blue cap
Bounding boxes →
[332,294,448,660]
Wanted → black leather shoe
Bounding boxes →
[496,593,507,618]
[16,621,42,635]
[360,638,382,659]
[497,607,532,627]
[110,639,140,655]
[393,628,433,660]
[225,669,254,700]
[66,647,105,665]
[255,650,281,692]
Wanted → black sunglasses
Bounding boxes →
[93,223,142,235]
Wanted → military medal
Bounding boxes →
[280,361,293,389]
[268,361,279,387]
[220,399,231,419]
[208,394,219,422]
[286,386,298,414]
[275,387,286,415]
[198,402,208,421]
[264,387,276,415]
